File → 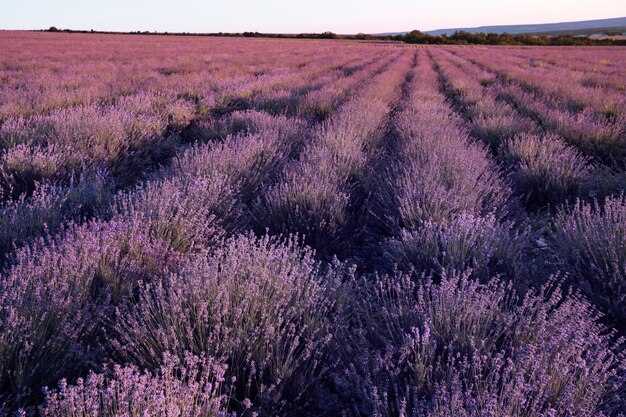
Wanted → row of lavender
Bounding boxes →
[0,34,388,259]
[0,32,625,416]
[428,47,626,327]
[347,51,624,416]
[0,35,380,200]
[447,47,626,172]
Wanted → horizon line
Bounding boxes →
[1,15,624,36]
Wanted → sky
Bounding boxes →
[1,0,625,34]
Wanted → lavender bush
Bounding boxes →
[502,133,591,208]
[384,213,525,281]
[170,132,284,205]
[374,149,510,232]
[553,194,626,325]
[0,143,83,200]
[0,171,112,260]
[0,219,183,409]
[40,353,229,417]
[257,165,350,251]
[112,233,339,415]
[342,270,625,416]
[113,174,238,253]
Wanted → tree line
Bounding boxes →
[44,27,626,46]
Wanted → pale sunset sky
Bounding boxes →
[1,0,624,33]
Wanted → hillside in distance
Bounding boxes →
[424,16,626,35]
[378,16,626,36]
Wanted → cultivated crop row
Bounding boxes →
[449,47,626,170]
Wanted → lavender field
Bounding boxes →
[1,31,625,416]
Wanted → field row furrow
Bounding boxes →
[252,50,414,259]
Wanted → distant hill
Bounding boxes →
[423,16,626,36]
